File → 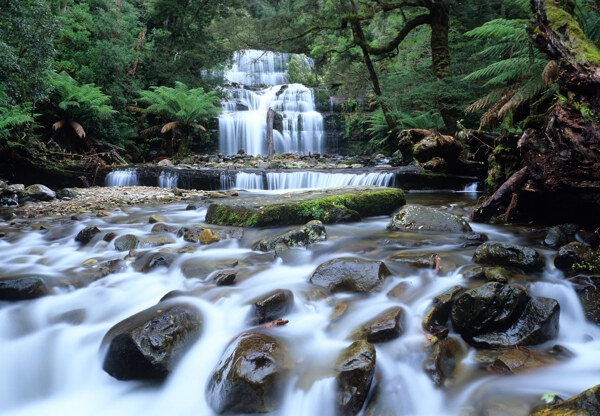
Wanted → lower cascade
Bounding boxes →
[105,169,140,187]
[233,171,396,190]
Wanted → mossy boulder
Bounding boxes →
[336,340,376,416]
[102,302,203,380]
[0,276,49,301]
[387,204,472,233]
[249,289,294,325]
[349,306,405,343]
[530,384,600,416]
[205,186,405,227]
[473,242,545,273]
[255,220,326,251]
[206,332,292,414]
[309,257,391,293]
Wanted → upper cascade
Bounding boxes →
[218,50,325,157]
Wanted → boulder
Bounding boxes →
[102,302,203,380]
[249,289,294,324]
[206,332,292,413]
[422,286,464,334]
[473,242,545,273]
[309,257,391,293]
[22,184,56,202]
[75,226,100,244]
[555,242,599,274]
[114,234,140,251]
[56,188,79,199]
[350,306,405,343]
[149,214,165,224]
[412,132,462,164]
[199,229,220,244]
[151,223,178,234]
[423,337,467,387]
[0,277,49,301]
[255,220,326,251]
[387,204,472,233]
[214,270,236,286]
[544,226,569,248]
[530,384,600,416]
[134,251,176,273]
[335,340,376,416]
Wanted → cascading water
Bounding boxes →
[105,169,139,187]
[219,50,325,156]
[158,171,178,189]
[227,171,395,190]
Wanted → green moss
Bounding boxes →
[545,0,600,64]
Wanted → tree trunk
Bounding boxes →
[266,108,275,158]
[473,0,600,226]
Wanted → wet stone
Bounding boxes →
[149,214,165,224]
[423,337,467,387]
[255,220,326,251]
[350,306,405,343]
[103,232,118,242]
[214,270,236,286]
[151,223,178,234]
[134,251,176,273]
[544,226,569,248]
[530,384,600,416]
[336,340,376,416]
[422,285,464,334]
[387,204,472,233]
[249,289,294,324]
[309,257,391,293]
[75,226,101,244]
[114,234,140,251]
[473,242,545,273]
[0,277,49,301]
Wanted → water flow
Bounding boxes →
[229,171,395,190]
[219,50,324,156]
[105,169,139,187]
[158,171,178,189]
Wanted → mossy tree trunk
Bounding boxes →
[473,0,600,226]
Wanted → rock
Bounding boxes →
[75,226,100,244]
[422,286,464,334]
[483,266,514,283]
[387,204,472,233]
[205,186,405,227]
[335,340,376,416]
[51,308,86,325]
[567,275,600,324]
[206,332,292,414]
[488,348,559,375]
[412,132,462,164]
[139,235,176,247]
[214,270,236,286]
[350,306,405,343]
[423,337,467,387]
[22,184,56,202]
[209,191,229,198]
[199,229,220,244]
[555,242,599,273]
[151,223,178,233]
[185,204,197,211]
[134,251,176,273]
[388,252,439,269]
[149,214,165,224]
[249,289,294,324]
[309,257,391,293]
[473,242,545,273]
[157,159,173,166]
[102,302,202,380]
[103,232,117,242]
[544,226,569,248]
[114,234,140,251]
[576,230,600,248]
[461,233,488,247]
[56,188,79,199]
[530,384,600,416]
[255,220,326,251]
[0,277,49,301]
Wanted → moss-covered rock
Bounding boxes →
[473,242,545,273]
[205,186,405,227]
[530,383,600,416]
[336,340,376,416]
[387,204,472,233]
[255,220,326,251]
[309,257,391,293]
[102,302,203,380]
[206,332,292,414]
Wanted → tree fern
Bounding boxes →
[0,88,34,140]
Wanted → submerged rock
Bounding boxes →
[149,214,165,224]
[114,234,140,251]
[255,220,326,251]
[473,242,545,273]
[249,289,294,324]
[530,384,600,415]
[309,257,391,293]
[350,306,405,343]
[134,251,176,273]
[151,223,178,233]
[336,340,376,416]
[387,204,472,233]
[423,337,467,387]
[102,302,203,380]
[0,277,49,301]
[206,332,292,414]
[75,226,100,244]
[214,270,236,286]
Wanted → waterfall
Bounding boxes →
[158,171,178,189]
[219,50,324,156]
[105,169,139,187]
[461,182,478,193]
[226,171,395,190]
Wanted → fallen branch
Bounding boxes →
[471,167,529,222]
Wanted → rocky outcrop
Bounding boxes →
[0,277,49,301]
[206,332,292,414]
[335,340,376,416]
[387,204,472,233]
[102,302,203,380]
[255,220,326,251]
[309,257,391,293]
[473,242,545,273]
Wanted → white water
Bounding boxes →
[219,50,324,156]
[105,169,139,187]
[230,171,395,190]
[158,171,178,189]
[2,194,600,416]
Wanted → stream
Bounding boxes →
[1,190,600,416]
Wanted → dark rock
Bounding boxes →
[151,223,178,234]
[56,188,79,199]
[576,230,600,248]
[206,332,292,414]
[114,234,140,251]
[309,257,391,293]
[555,242,598,273]
[388,252,439,269]
[387,204,472,233]
[0,277,49,301]
[103,232,118,242]
[386,281,413,301]
[255,220,326,251]
[530,384,600,416]
[423,337,467,387]
[350,306,405,343]
[102,302,203,380]
[185,204,197,211]
[250,289,294,324]
[461,233,488,247]
[22,184,56,202]
[214,270,236,286]
[422,286,464,333]
[75,226,101,244]
[134,251,176,273]
[567,275,600,324]
[336,340,376,416]
[544,226,569,248]
[473,242,545,273]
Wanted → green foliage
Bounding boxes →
[286,55,317,86]
[367,108,443,147]
[0,88,35,140]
